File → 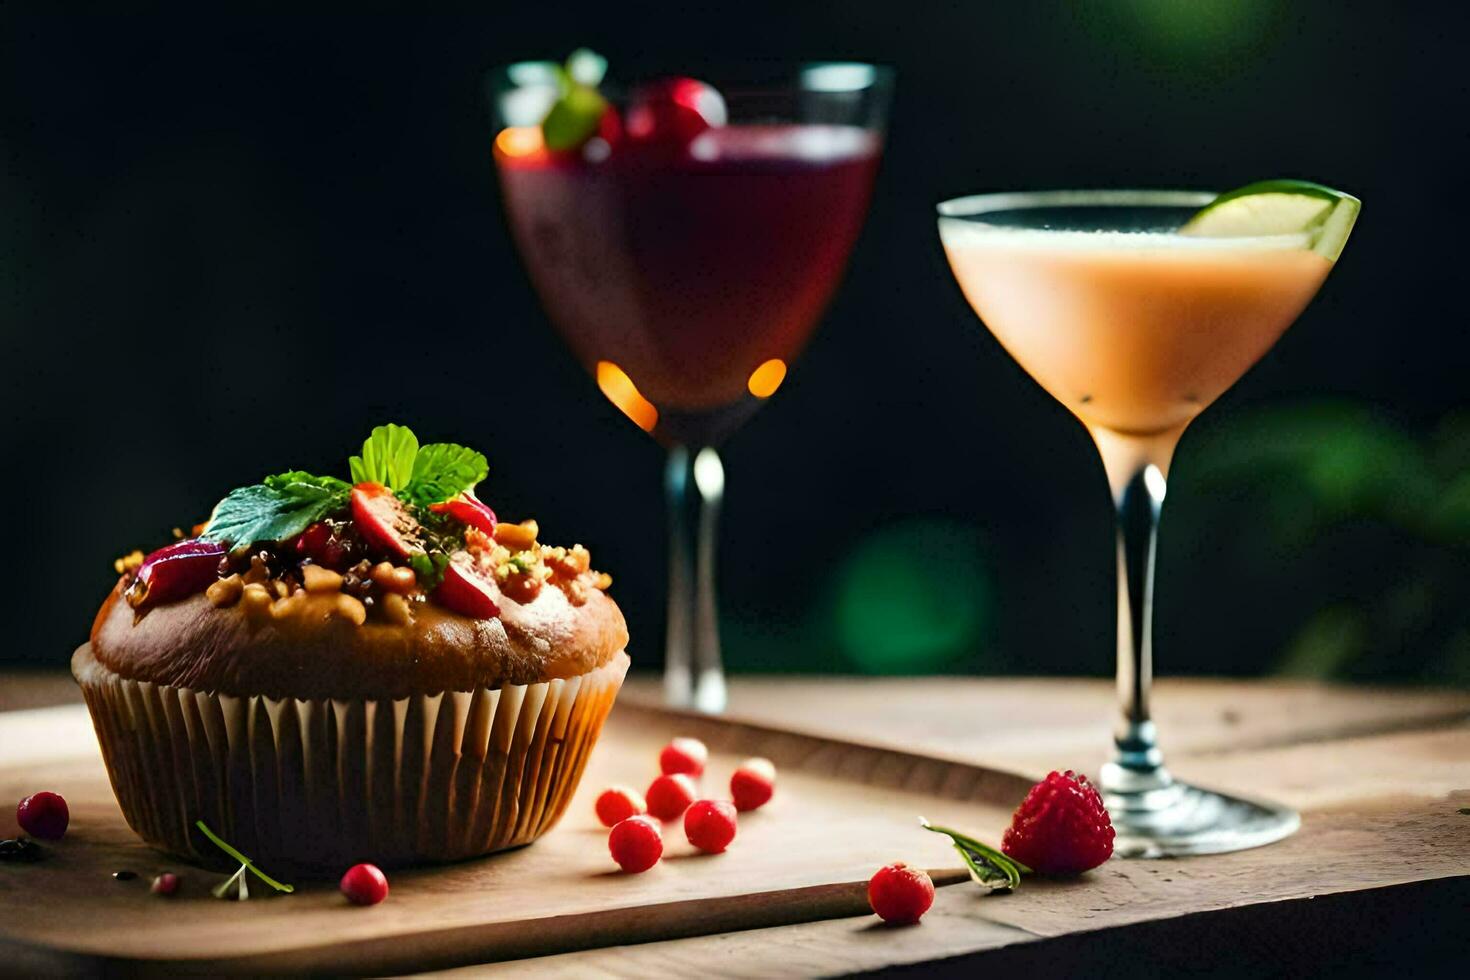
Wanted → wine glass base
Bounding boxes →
[1105,781,1300,858]
[662,665,728,714]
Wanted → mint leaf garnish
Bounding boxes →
[543,85,607,151]
[349,423,419,490]
[201,474,349,550]
[921,818,1029,892]
[542,49,608,152]
[193,423,490,556]
[195,819,293,895]
[263,471,349,493]
[404,442,488,506]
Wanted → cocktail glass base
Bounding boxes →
[1103,771,1300,858]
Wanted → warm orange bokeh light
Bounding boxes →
[495,126,545,159]
[596,361,659,433]
[747,359,788,398]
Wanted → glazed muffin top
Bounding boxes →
[91,424,627,700]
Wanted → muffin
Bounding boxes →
[73,424,629,871]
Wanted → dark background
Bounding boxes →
[3,4,1466,683]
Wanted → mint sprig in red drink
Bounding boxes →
[490,54,892,710]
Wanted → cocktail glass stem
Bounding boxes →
[1101,461,1180,811]
[663,446,728,713]
[1092,431,1298,857]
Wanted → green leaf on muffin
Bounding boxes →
[348,423,486,504]
[349,423,420,489]
[201,475,349,551]
[404,442,489,506]
[198,424,487,554]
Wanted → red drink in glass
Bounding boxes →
[495,123,881,444]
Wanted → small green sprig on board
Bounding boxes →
[195,820,294,901]
[920,817,1030,892]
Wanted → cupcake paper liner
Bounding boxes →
[72,645,628,871]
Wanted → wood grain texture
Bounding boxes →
[442,873,1470,979]
[621,676,1470,776]
[1,676,1466,976]
[0,704,1008,974]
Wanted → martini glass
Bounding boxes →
[490,62,892,711]
[937,189,1358,856]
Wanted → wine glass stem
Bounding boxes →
[663,446,727,713]
[1103,462,1175,805]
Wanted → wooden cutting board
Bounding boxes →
[0,701,1030,974]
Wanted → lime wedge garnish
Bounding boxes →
[1180,179,1361,262]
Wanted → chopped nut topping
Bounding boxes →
[334,593,367,625]
[206,574,244,608]
[494,520,538,551]
[302,565,344,594]
[381,591,414,626]
[370,562,417,595]
[545,544,592,579]
[269,592,306,620]
[114,550,145,576]
[241,582,272,622]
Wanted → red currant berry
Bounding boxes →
[595,786,646,828]
[645,773,698,821]
[625,77,727,149]
[608,815,663,873]
[658,737,708,777]
[683,800,737,854]
[730,757,776,812]
[151,872,180,896]
[340,863,389,906]
[867,862,935,924]
[16,791,69,840]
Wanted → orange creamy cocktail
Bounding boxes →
[940,218,1331,488]
[937,184,1359,858]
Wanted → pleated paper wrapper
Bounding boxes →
[72,645,628,871]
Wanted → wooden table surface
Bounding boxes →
[2,672,1467,976]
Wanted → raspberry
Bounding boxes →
[609,815,663,873]
[595,786,646,828]
[658,737,708,777]
[683,800,737,853]
[867,862,934,924]
[730,757,775,811]
[646,773,698,821]
[340,863,390,906]
[1001,770,1115,875]
[16,792,69,840]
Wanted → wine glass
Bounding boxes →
[937,189,1357,855]
[489,60,893,711]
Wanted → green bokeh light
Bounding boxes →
[831,519,991,674]
[1070,0,1288,76]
